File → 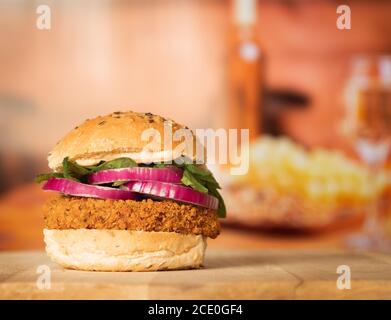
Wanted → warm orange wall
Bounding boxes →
[0,0,391,160]
[256,1,391,149]
[0,1,228,158]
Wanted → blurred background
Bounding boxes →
[1,0,391,251]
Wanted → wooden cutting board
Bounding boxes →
[1,250,391,299]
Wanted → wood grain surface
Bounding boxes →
[1,250,391,299]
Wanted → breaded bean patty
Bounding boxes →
[44,196,220,238]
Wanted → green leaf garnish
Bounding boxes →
[152,163,167,168]
[34,172,64,183]
[185,164,221,189]
[95,157,137,171]
[181,170,208,193]
[112,180,127,187]
[185,164,210,176]
[206,184,226,218]
[83,161,105,172]
[179,164,226,217]
[62,157,90,181]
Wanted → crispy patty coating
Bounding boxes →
[44,196,220,238]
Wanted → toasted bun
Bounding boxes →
[43,229,207,271]
[48,111,203,171]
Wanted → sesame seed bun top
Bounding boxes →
[47,111,203,171]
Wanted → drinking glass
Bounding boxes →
[343,55,391,250]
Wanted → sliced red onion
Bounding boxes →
[87,167,183,185]
[123,181,218,210]
[43,178,139,200]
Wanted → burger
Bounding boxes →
[36,111,225,271]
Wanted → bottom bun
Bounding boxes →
[43,229,207,271]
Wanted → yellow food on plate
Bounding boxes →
[223,136,390,230]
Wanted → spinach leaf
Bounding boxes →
[112,180,127,187]
[83,161,105,172]
[95,157,137,171]
[181,170,208,193]
[152,163,167,168]
[184,164,221,189]
[36,157,138,183]
[62,157,90,181]
[206,184,226,218]
[184,163,210,177]
[162,161,226,217]
[34,172,64,183]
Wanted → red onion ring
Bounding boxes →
[123,180,218,210]
[87,167,183,185]
[43,178,139,200]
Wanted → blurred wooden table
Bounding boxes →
[2,249,391,299]
[0,184,362,251]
